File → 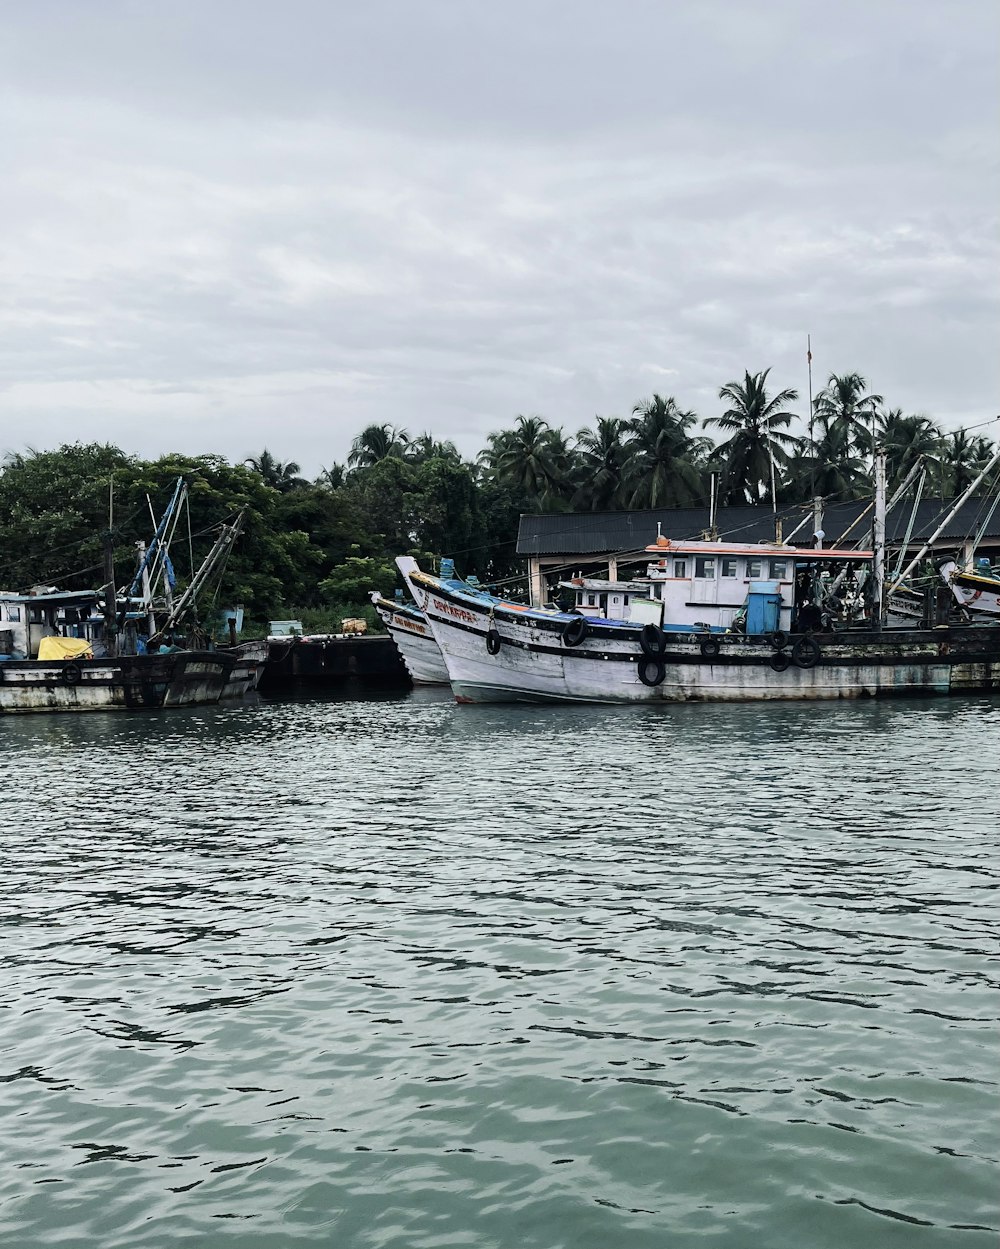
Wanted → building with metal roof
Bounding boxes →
[516,497,1000,604]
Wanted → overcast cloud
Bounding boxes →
[1,0,997,475]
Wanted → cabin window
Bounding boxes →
[770,560,787,579]
[673,560,686,578]
[623,595,630,606]
[612,596,620,605]
[746,558,762,578]
[694,557,716,579]
[720,557,738,578]
[587,594,597,606]
[28,607,44,624]
[3,605,20,622]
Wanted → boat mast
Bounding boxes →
[103,480,118,657]
[160,509,247,637]
[135,540,156,636]
[888,445,1000,592]
[873,451,887,626]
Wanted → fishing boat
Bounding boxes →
[396,458,1000,704]
[369,591,449,685]
[0,587,239,713]
[0,481,265,714]
[939,558,1000,622]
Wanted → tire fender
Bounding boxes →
[563,615,589,647]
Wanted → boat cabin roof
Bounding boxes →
[643,538,871,561]
[0,589,101,607]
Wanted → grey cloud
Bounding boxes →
[0,0,997,473]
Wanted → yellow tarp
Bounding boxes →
[37,636,94,660]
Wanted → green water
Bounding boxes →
[1,691,997,1247]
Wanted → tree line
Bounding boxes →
[1,369,996,627]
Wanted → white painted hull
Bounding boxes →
[371,596,449,685]
[399,563,1000,704]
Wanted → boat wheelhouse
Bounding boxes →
[560,536,873,636]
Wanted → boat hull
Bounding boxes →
[0,651,241,715]
[403,567,1000,704]
[219,639,270,699]
[371,596,449,685]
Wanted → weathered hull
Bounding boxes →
[219,640,270,699]
[371,596,449,685]
[0,651,238,714]
[403,569,1000,705]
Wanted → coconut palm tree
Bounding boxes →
[572,417,633,510]
[624,395,705,509]
[812,373,883,460]
[244,449,306,492]
[405,432,462,465]
[936,429,998,497]
[347,424,410,468]
[782,418,868,503]
[485,415,571,510]
[316,463,345,490]
[705,370,798,505]
[876,409,942,492]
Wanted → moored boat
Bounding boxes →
[939,558,1000,622]
[369,591,449,685]
[396,532,1000,703]
[0,588,240,713]
[0,482,266,715]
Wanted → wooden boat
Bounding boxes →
[939,559,1000,622]
[369,591,449,685]
[397,456,1000,711]
[0,483,265,715]
[0,589,240,713]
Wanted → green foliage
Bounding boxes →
[318,546,397,602]
[1,379,996,624]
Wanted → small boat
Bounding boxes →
[369,591,450,685]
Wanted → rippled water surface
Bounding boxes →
[1,690,998,1248]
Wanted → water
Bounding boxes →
[1,691,997,1248]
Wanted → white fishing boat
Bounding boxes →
[369,591,449,685]
[396,452,1000,704]
[938,559,1000,622]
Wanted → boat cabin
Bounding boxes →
[559,578,664,625]
[561,537,874,634]
[0,589,109,660]
[640,537,873,633]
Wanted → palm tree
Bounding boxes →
[624,395,705,509]
[244,449,305,492]
[486,415,569,510]
[316,463,345,490]
[405,432,462,464]
[874,409,942,492]
[705,370,798,505]
[810,416,868,499]
[572,417,633,510]
[936,430,998,497]
[812,372,883,460]
[347,424,410,468]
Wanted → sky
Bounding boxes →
[1,0,997,477]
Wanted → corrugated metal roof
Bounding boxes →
[516,498,1000,557]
